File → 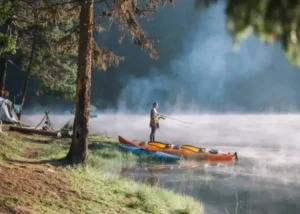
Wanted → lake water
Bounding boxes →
[23,114,300,214]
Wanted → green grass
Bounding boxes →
[0,133,204,214]
[69,167,203,214]
[33,134,178,170]
[0,134,27,160]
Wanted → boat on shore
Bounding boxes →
[118,136,238,162]
[119,144,181,162]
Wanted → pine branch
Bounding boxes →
[93,23,105,32]
[103,0,112,9]
[33,0,107,10]
[7,60,24,72]
[67,3,81,12]
[53,26,80,53]
[92,40,124,71]
[40,0,80,8]
[99,0,174,59]
[11,17,33,27]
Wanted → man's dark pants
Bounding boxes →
[150,124,157,141]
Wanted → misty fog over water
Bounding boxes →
[22,113,300,214]
[113,1,300,113]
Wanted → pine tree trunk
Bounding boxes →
[18,26,38,120]
[0,58,7,98]
[65,0,94,165]
[0,17,12,98]
[18,74,30,120]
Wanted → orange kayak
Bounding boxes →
[118,136,238,162]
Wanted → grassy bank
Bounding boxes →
[0,130,204,214]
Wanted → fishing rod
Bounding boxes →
[161,115,193,125]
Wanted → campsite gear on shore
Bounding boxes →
[35,110,55,131]
[0,120,7,135]
[0,97,19,124]
[8,111,71,138]
[0,90,9,99]
[9,125,71,138]
[118,136,238,162]
[13,92,23,119]
[119,144,181,162]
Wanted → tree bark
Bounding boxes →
[65,0,94,165]
[18,26,38,120]
[0,58,7,98]
[18,74,30,120]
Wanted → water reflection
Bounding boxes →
[120,161,234,188]
[120,160,300,214]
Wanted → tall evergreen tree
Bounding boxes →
[58,0,174,164]
[65,0,94,164]
[2,0,81,118]
[0,0,17,97]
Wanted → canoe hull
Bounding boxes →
[119,145,180,161]
[118,136,237,162]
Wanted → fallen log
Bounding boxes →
[9,126,72,138]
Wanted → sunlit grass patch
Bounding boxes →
[0,132,204,214]
[70,166,204,214]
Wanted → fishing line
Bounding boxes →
[161,115,194,125]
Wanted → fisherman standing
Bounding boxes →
[149,102,165,142]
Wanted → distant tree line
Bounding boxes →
[196,0,300,66]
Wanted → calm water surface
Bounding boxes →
[23,114,300,214]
